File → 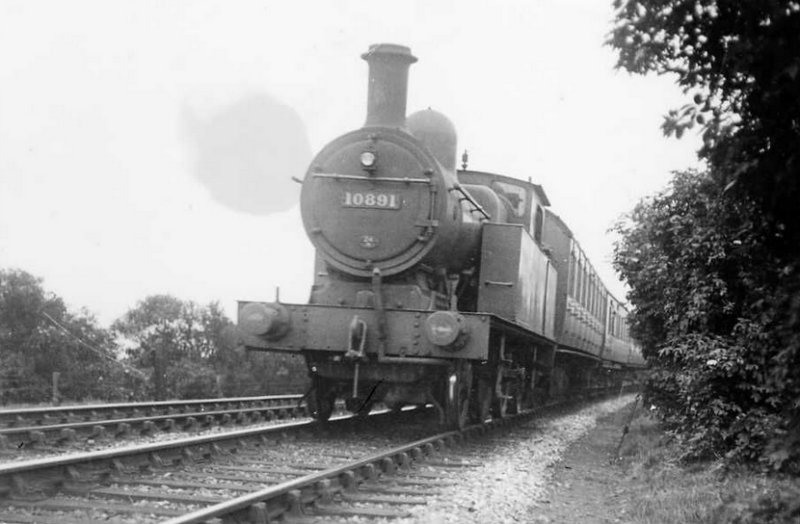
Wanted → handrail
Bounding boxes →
[450,183,491,220]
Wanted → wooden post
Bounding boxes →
[52,371,61,406]
[153,348,164,401]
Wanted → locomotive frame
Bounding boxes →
[237,44,644,429]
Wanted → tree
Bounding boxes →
[112,295,310,399]
[609,1,799,216]
[0,268,128,402]
[113,295,248,398]
[613,171,789,463]
[114,295,210,399]
[609,0,800,469]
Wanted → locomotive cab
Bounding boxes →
[457,170,550,243]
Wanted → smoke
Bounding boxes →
[182,93,311,215]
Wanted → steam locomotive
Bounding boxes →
[238,44,645,428]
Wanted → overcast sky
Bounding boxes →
[0,0,701,325]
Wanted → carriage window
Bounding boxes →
[568,251,577,297]
[582,263,589,307]
[490,181,527,218]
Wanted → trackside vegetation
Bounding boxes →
[538,407,800,523]
[0,268,308,404]
[617,412,799,523]
[608,0,800,474]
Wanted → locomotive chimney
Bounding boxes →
[361,43,417,128]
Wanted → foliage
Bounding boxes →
[610,0,800,470]
[613,171,760,355]
[609,0,800,220]
[0,270,308,404]
[613,171,797,466]
[112,295,229,363]
[112,295,309,399]
[0,268,134,402]
[720,484,800,523]
[113,295,229,399]
[609,0,800,295]
[607,409,800,524]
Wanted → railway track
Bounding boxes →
[0,400,550,524]
[0,396,308,452]
[0,391,637,523]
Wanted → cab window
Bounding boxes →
[490,181,528,218]
[533,205,544,243]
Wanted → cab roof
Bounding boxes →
[458,169,550,207]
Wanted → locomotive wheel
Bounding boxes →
[444,361,473,430]
[492,371,519,419]
[308,377,336,422]
[473,375,493,423]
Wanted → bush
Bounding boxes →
[614,171,800,470]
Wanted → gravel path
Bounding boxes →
[395,395,635,524]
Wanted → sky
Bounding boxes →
[0,0,701,326]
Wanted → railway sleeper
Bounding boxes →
[89,425,106,439]
[314,478,334,504]
[340,491,428,505]
[6,497,186,518]
[139,420,156,435]
[90,486,227,504]
[26,430,45,446]
[112,475,254,492]
[113,422,131,438]
[180,470,286,484]
[0,511,103,524]
[359,483,439,496]
[111,454,152,474]
[56,428,77,445]
[315,503,413,519]
[381,475,456,487]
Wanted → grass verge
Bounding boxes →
[615,410,800,523]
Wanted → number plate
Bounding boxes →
[342,191,401,210]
